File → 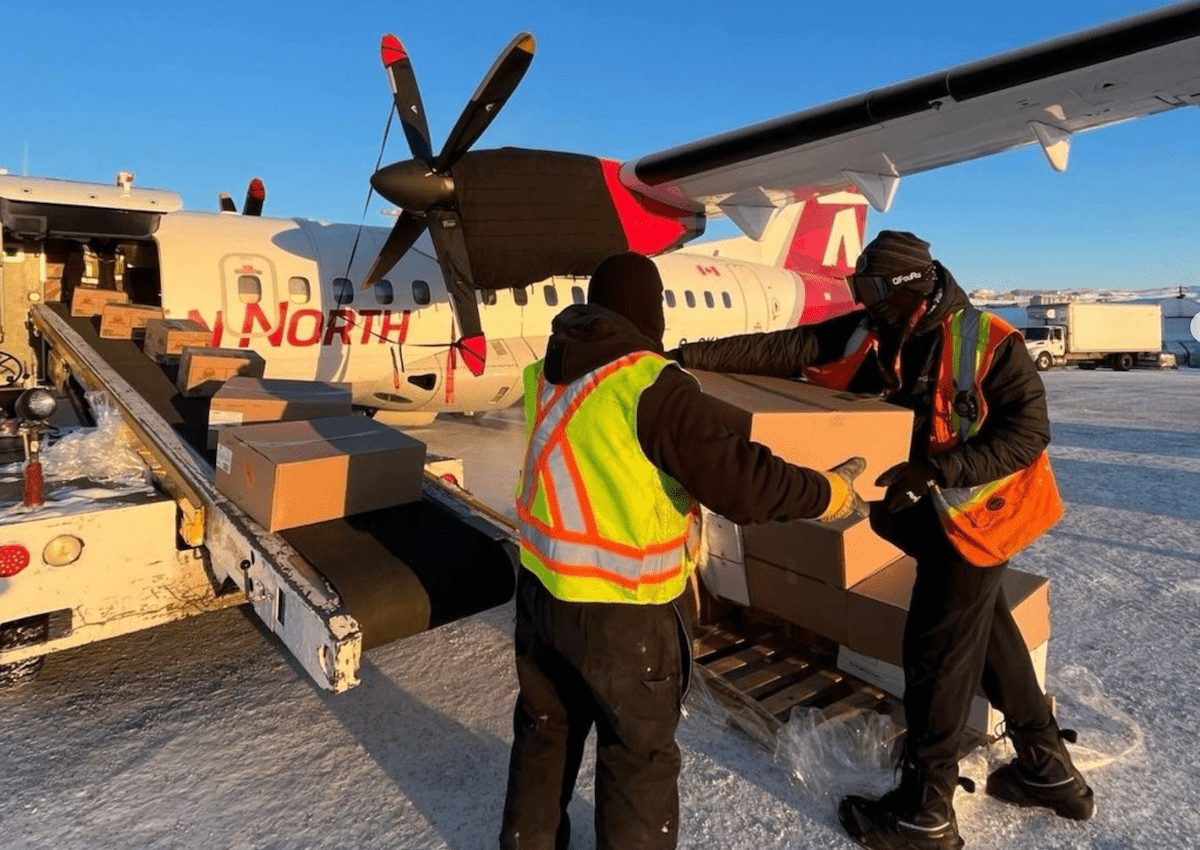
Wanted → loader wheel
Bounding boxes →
[1114,353,1134,371]
[1035,352,1053,371]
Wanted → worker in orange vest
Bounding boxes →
[671,231,1093,850]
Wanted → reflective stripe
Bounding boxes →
[516,353,695,602]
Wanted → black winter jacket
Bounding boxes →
[674,269,1051,491]
[540,304,831,524]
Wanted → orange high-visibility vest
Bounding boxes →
[515,351,699,603]
[807,308,1062,566]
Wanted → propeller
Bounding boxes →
[217,178,266,216]
[361,32,536,377]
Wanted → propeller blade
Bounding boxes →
[433,32,535,174]
[218,193,237,213]
[380,34,434,163]
[427,209,486,376]
[243,178,265,217]
[360,210,428,290]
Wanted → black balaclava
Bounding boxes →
[588,252,665,345]
[853,231,938,327]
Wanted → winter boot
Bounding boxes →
[838,764,964,850]
[986,717,1094,820]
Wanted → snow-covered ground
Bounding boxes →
[2,368,1198,849]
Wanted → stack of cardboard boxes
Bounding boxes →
[692,371,1050,738]
[205,377,427,532]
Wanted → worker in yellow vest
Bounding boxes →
[499,253,866,850]
[671,231,1093,850]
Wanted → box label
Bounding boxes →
[216,444,232,474]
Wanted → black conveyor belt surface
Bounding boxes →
[50,302,516,649]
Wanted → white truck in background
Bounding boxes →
[1022,302,1164,371]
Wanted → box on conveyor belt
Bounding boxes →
[207,377,353,448]
[214,415,426,531]
[688,371,913,501]
[844,556,1050,667]
[142,317,212,363]
[98,303,165,339]
[836,641,1048,741]
[176,347,267,398]
[70,287,129,318]
[741,513,904,588]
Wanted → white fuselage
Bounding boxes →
[152,211,812,422]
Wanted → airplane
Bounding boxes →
[0,2,1197,427]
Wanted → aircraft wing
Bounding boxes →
[619,2,1200,235]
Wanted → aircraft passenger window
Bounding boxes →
[543,285,558,307]
[288,276,311,304]
[571,285,585,304]
[374,280,394,305]
[333,277,354,305]
[722,291,732,308]
[664,291,676,308]
[412,280,431,306]
[237,275,262,304]
[704,291,715,308]
[482,289,497,306]
[513,286,528,306]
[684,291,696,309]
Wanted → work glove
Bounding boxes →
[875,461,942,513]
[816,457,868,522]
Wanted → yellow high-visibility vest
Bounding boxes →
[515,351,698,603]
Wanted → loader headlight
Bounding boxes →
[43,535,83,567]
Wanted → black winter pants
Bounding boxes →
[499,570,690,850]
[873,503,1051,792]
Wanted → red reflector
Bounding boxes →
[0,544,31,577]
[440,473,460,487]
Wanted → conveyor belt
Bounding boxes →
[49,303,516,650]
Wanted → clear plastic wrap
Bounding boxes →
[774,706,902,812]
[39,391,150,487]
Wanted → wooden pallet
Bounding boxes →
[691,615,901,752]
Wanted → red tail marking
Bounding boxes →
[381,34,406,65]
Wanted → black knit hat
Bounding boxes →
[588,252,665,343]
[855,230,936,295]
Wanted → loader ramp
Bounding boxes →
[31,302,516,687]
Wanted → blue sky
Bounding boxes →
[4,1,1197,293]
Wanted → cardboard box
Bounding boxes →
[215,415,426,531]
[143,318,212,363]
[836,641,1048,740]
[742,513,904,588]
[99,303,165,340]
[744,554,849,644]
[176,347,267,398]
[845,556,1050,667]
[208,377,353,448]
[70,287,129,318]
[697,508,751,605]
[690,371,913,501]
